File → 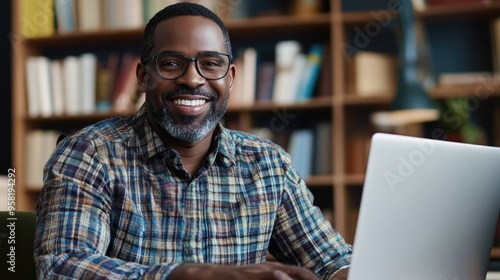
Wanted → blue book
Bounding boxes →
[288,129,314,179]
[55,0,76,33]
[296,44,324,102]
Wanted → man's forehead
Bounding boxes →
[152,16,226,53]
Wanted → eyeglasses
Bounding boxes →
[142,52,233,80]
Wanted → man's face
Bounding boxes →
[140,16,235,143]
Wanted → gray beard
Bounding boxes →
[147,92,228,143]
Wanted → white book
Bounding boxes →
[121,0,143,29]
[79,53,97,114]
[50,60,65,116]
[76,0,102,31]
[103,0,119,29]
[25,130,60,190]
[25,57,40,117]
[25,130,45,189]
[63,56,81,115]
[287,53,307,103]
[35,56,54,117]
[273,40,302,105]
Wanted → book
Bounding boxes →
[296,43,324,102]
[112,54,140,113]
[25,56,53,117]
[272,40,302,105]
[119,0,144,29]
[313,121,332,175]
[18,0,55,38]
[50,59,65,116]
[228,56,244,108]
[25,130,44,188]
[241,47,258,106]
[289,0,323,16]
[348,51,397,97]
[103,0,120,29]
[411,0,427,11]
[76,0,102,31]
[25,130,60,189]
[63,56,81,115]
[288,129,314,179]
[287,53,307,103]
[316,43,332,98]
[95,62,112,112]
[37,56,53,117]
[255,61,275,103]
[80,53,98,114]
[25,57,41,117]
[54,0,76,33]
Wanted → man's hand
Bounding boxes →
[170,262,320,280]
[331,268,349,280]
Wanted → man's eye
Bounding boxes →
[159,59,182,69]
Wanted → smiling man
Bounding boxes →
[34,2,352,280]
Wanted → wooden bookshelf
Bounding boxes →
[11,0,500,260]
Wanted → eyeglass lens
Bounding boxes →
[156,53,230,80]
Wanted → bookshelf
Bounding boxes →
[11,0,500,260]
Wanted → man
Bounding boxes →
[34,2,352,279]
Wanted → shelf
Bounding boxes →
[25,29,143,48]
[22,13,331,48]
[417,2,500,20]
[429,83,500,99]
[339,11,399,25]
[337,3,500,26]
[340,94,393,106]
[306,175,335,187]
[345,174,365,186]
[24,111,135,125]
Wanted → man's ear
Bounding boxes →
[228,63,236,92]
[136,62,147,92]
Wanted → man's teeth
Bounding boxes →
[173,99,207,106]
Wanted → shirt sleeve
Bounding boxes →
[34,137,181,279]
[268,167,352,280]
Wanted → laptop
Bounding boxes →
[348,133,500,280]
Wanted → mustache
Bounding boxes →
[161,87,216,101]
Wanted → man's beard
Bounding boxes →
[147,88,229,143]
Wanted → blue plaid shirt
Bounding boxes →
[35,105,352,279]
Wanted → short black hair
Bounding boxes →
[140,2,232,64]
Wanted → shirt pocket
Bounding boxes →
[203,203,273,264]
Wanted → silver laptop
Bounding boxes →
[348,133,500,280]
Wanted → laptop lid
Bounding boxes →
[348,133,500,280]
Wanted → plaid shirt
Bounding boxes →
[35,105,352,279]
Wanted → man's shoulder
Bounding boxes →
[222,128,288,156]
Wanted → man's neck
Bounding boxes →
[147,112,214,175]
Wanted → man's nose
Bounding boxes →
[175,62,205,88]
